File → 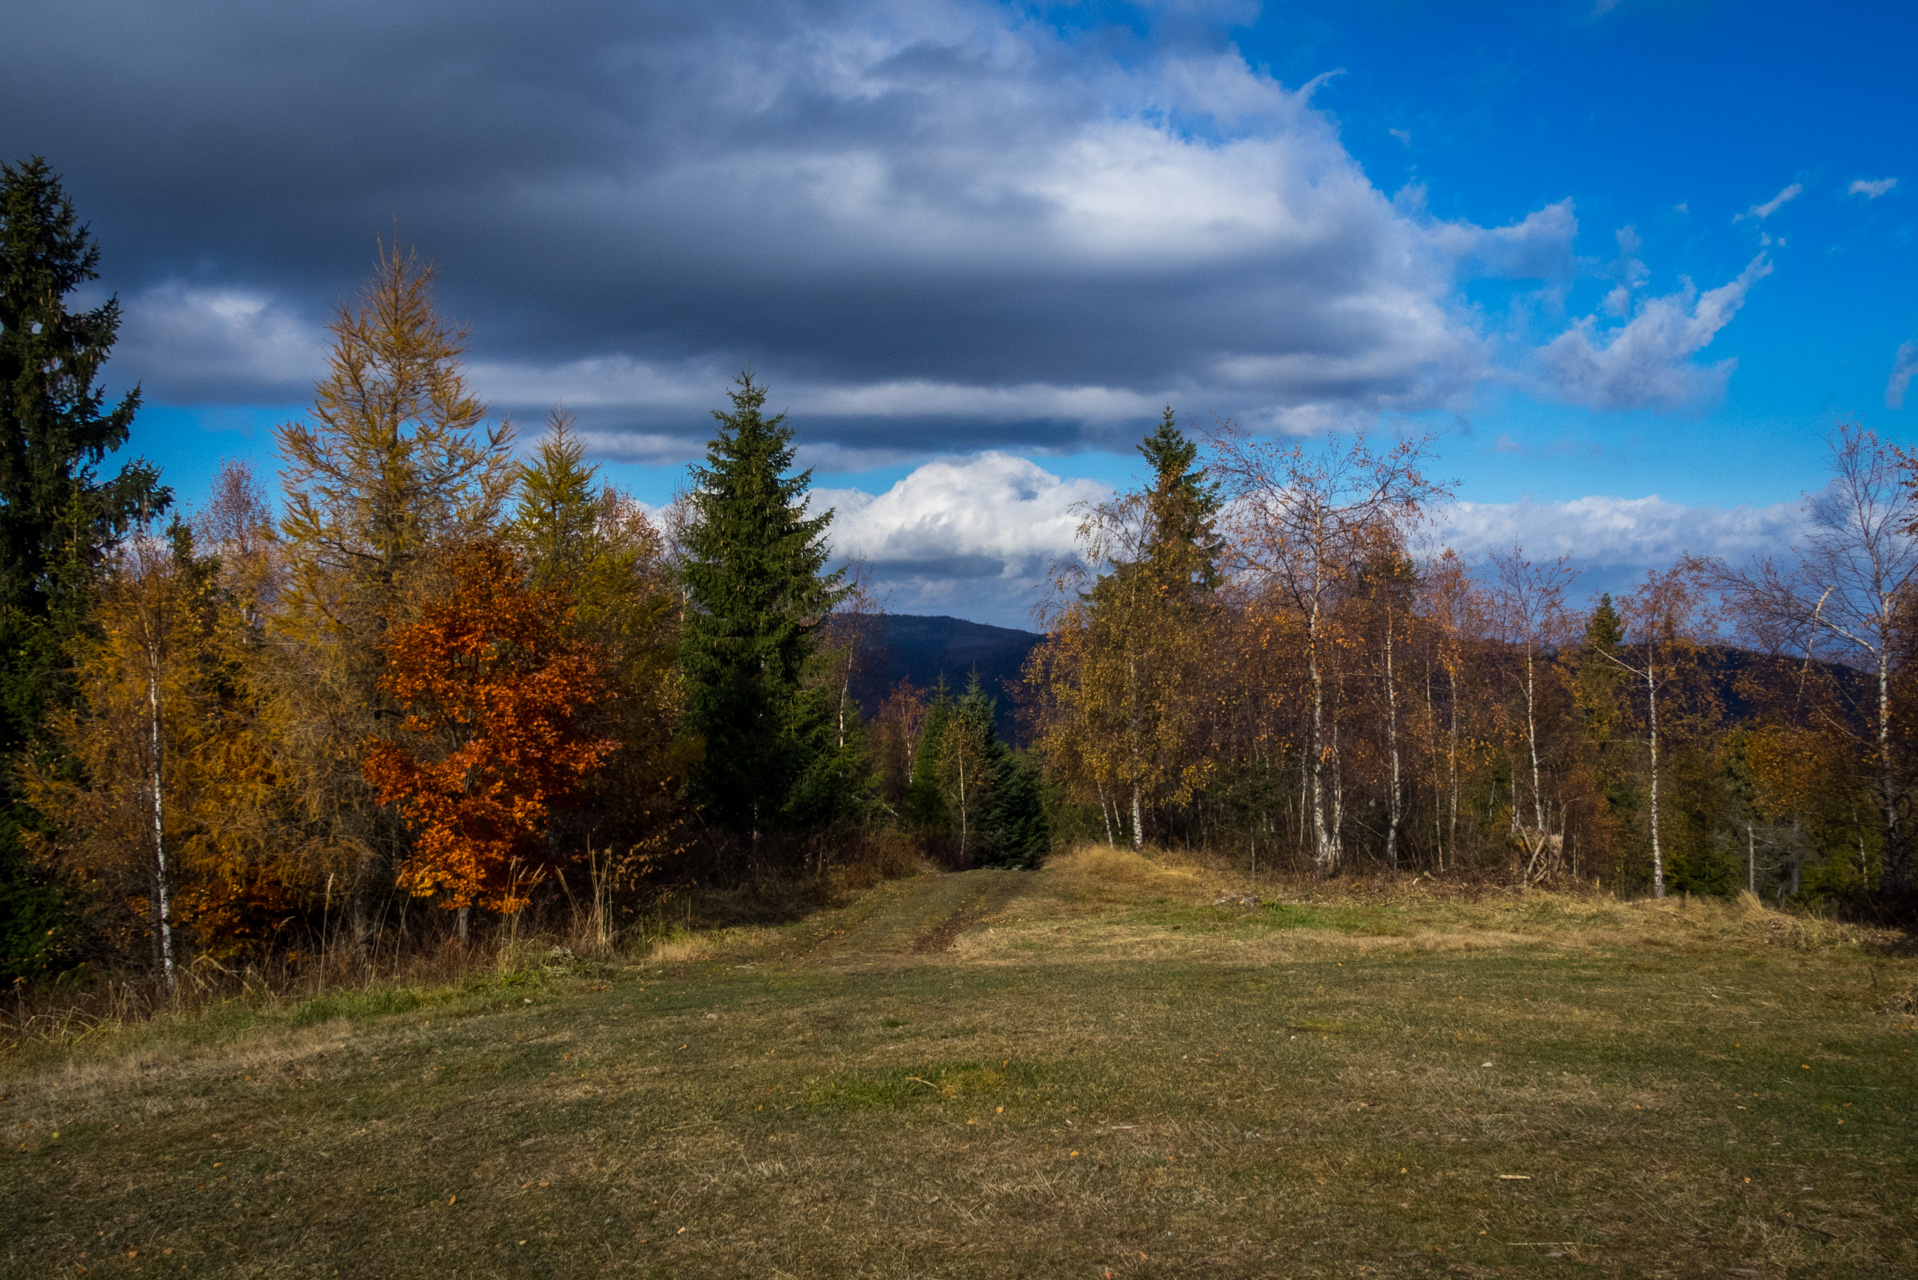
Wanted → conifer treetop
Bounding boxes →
[682,373,845,626]
[512,409,601,582]
[0,155,168,613]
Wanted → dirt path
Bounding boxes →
[803,868,1034,965]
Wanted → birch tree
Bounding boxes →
[29,516,279,980]
[1593,558,1713,897]
[1487,549,1578,880]
[1723,424,1918,896]
[1212,428,1446,872]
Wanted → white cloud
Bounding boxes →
[114,284,329,401]
[1437,494,1805,573]
[815,452,1108,624]
[1537,255,1771,412]
[1849,177,1898,199]
[1599,223,1650,317]
[1441,198,1579,282]
[1888,342,1918,410]
[808,451,1815,623]
[1743,182,1803,220]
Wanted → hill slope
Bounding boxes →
[7,853,1913,1278]
[849,613,1044,735]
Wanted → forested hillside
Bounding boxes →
[846,615,1042,739]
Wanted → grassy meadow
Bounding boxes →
[4,847,1915,1279]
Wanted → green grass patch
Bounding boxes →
[804,1059,1043,1111]
[5,852,1914,1278]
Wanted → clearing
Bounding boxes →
[4,846,1915,1278]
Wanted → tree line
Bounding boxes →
[1026,403,1917,911]
[3,158,1912,987]
[0,161,1045,984]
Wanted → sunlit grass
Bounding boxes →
[5,847,1914,1278]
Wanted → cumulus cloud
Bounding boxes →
[1436,494,1805,574]
[2,0,1580,452]
[1536,255,1770,412]
[1434,493,1807,601]
[806,451,1812,622]
[815,452,1108,624]
[1849,177,1898,199]
[1888,342,1918,410]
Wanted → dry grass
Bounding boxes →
[4,845,1914,1279]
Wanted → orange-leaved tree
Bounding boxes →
[363,541,617,919]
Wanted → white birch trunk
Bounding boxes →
[146,657,175,994]
[1647,663,1664,898]
[1446,663,1459,872]
[1876,651,1902,891]
[1524,645,1545,836]
[1384,619,1401,870]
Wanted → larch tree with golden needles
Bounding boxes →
[32,522,199,987]
[508,410,687,881]
[32,508,284,983]
[1033,410,1219,850]
[363,541,616,937]
[272,244,516,942]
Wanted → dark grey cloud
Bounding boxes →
[4,0,1574,456]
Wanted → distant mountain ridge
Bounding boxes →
[847,614,1044,738]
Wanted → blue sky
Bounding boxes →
[6,0,1914,624]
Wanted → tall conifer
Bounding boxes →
[679,375,846,852]
[0,158,169,975]
[904,677,955,839]
[509,411,683,858]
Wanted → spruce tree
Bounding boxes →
[966,671,1049,868]
[1575,593,1635,825]
[981,749,1049,869]
[939,675,999,861]
[927,673,1048,868]
[0,158,169,976]
[1060,408,1219,848]
[904,677,955,839]
[1139,406,1223,593]
[679,375,846,852]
